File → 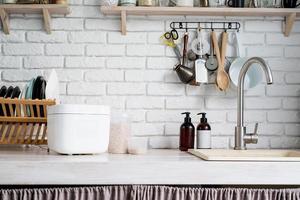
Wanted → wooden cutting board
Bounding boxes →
[188,149,300,162]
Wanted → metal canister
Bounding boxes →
[200,0,209,6]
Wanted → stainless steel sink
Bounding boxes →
[188,149,300,161]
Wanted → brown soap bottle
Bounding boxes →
[179,112,195,151]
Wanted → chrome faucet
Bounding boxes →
[234,57,273,150]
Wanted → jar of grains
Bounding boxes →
[138,0,156,6]
[108,111,131,154]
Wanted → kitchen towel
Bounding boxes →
[0,185,299,200]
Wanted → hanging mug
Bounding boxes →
[282,0,299,7]
[226,0,245,7]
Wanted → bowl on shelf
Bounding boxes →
[100,0,119,6]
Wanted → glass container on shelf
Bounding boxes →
[3,0,17,4]
[120,0,137,6]
[208,0,227,7]
[158,0,169,6]
[168,0,193,6]
[258,0,282,7]
[138,0,156,6]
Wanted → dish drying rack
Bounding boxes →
[0,98,55,145]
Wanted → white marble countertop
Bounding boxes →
[0,146,300,185]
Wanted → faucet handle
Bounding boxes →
[244,123,259,144]
[254,123,258,134]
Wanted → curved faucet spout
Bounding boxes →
[235,57,273,150]
[238,57,273,87]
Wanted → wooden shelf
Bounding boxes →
[101,6,300,36]
[0,4,70,34]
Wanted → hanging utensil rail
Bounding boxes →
[170,21,241,31]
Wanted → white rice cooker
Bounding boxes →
[47,104,110,155]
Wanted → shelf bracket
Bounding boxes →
[284,13,296,37]
[42,8,51,34]
[121,10,127,35]
[0,8,10,35]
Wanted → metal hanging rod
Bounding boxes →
[170,21,241,31]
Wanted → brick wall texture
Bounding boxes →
[1,4,299,149]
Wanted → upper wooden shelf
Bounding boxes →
[0,4,69,14]
[101,6,300,36]
[0,4,70,34]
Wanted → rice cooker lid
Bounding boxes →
[48,104,110,115]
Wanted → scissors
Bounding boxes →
[164,29,179,40]
[160,32,181,62]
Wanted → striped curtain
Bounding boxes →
[0,185,299,200]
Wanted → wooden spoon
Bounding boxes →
[220,31,230,90]
[211,31,230,91]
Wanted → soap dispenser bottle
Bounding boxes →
[179,112,195,151]
[197,112,211,149]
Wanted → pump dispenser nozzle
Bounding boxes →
[182,112,192,123]
[197,112,207,123]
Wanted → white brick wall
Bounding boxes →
[0,8,299,149]
[24,56,64,68]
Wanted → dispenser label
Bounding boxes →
[197,130,211,149]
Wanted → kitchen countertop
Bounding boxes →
[0,146,300,185]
